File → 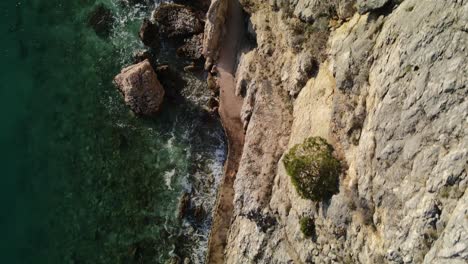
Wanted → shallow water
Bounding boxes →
[0,0,224,263]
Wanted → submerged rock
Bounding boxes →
[87,4,114,37]
[153,3,204,39]
[154,64,185,102]
[114,59,165,116]
[178,192,191,220]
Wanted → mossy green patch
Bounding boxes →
[299,217,315,238]
[283,137,340,201]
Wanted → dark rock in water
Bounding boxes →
[207,72,219,95]
[207,96,219,115]
[153,3,204,39]
[177,33,204,60]
[207,97,219,110]
[155,64,170,74]
[87,4,114,38]
[130,238,160,263]
[155,64,186,102]
[132,50,152,64]
[139,19,160,50]
[113,59,165,116]
[178,192,191,220]
[193,204,206,222]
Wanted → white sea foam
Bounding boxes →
[163,168,176,190]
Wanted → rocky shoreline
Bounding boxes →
[99,0,468,263]
[95,1,229,263]
[107,1,250,262]
[109,1,236,263]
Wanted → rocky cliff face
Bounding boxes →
[205,0,467,263]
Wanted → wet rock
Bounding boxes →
[207,97,219,112]
[153,4,204,39]
[87,4,114,37]
[207,72,219,94]
[154,64,185,101]
[177,33,204,60]
[177,192,191,220]
[114,59,165,116]
[155,64,170,74]
[183,63,196,72]
[165,256,181,264]
[139,19,159,49]
[132,50,152,64]
[193,204,206,222]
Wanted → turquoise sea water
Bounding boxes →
[0,0,224,263]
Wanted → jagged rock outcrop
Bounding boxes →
[205,0,468,263]
[203,0,228,69]
[114,59,165,116]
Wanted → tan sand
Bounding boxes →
[206,0,245,263]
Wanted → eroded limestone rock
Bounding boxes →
[202,0,228,69]
[114,59,165,116]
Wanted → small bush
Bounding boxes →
[283,137,340,201]
[299,217,315,238]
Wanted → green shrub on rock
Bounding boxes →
[283,137,340,201]
[299,217,315,238]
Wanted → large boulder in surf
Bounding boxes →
[87,4,114,37]
[152,3,204,38]
[114,59,165,116]
[139,19,160,49]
